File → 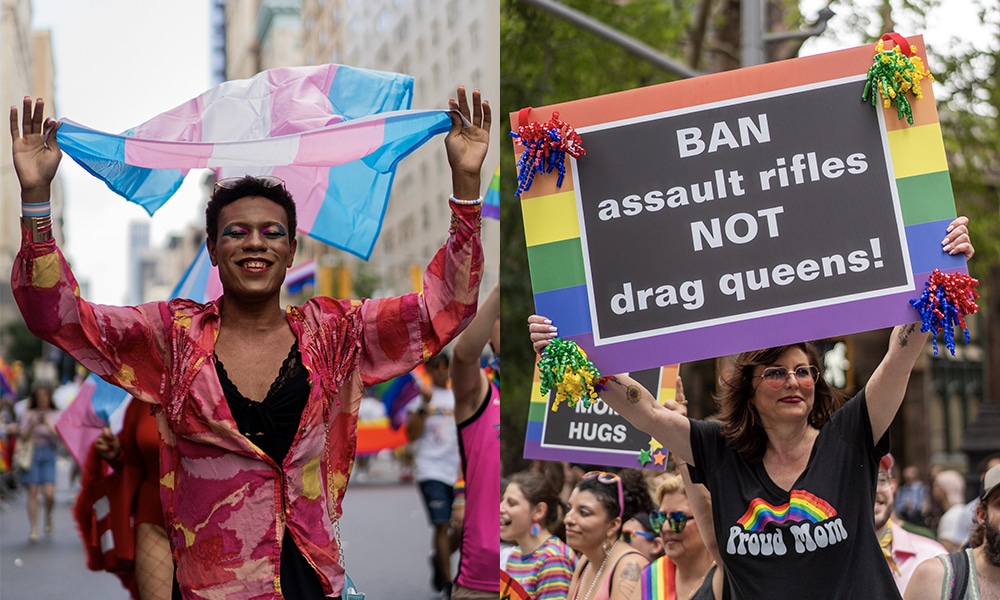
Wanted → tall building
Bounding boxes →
[217,0,500,298]
[126,221,151,305]
[0,0,63,355]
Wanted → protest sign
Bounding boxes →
[514,36,968,374]
[524,364,679,470]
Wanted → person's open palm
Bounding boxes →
[445,86,491,193]
[9,97,61,194]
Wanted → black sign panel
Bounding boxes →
[576,80,909,342]
[540,368,662,452]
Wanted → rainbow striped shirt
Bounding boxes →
[505,536,576,600]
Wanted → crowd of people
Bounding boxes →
[501,455,1000,600]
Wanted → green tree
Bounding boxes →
[501,0,698,475]
[3,319,43,368]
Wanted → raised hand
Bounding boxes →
[9,97,61,203]
[445,85,491,200]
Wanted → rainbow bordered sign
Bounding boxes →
[524,364,679,470]
[513,36,967,375]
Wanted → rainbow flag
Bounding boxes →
[0,438,9,473]
[55,244,219,466]
[641,557,677,600]
[0,357,17,399]
[483,164,500,220]
[379,363,431,429]
[500,570,531,600]
[56,64,454,259]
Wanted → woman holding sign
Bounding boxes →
[529,216,974,600]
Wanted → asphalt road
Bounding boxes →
[0,454,451,599]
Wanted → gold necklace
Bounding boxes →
[574,539,620,600]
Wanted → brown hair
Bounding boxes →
[28,384,54,411]
[510,471,566,536]
[717,343,844,463]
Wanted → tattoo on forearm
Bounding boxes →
[607,376,643,404]
[897,323,917,348]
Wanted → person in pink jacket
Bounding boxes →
[10,87,490,600]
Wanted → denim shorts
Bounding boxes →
[20,444,57,485]
[418,480,454,525]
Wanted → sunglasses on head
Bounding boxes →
[757,365,820,390]
[214,175,286,190]
[649,510,693,534]
[623,529,658,544]
[582,471,624,519]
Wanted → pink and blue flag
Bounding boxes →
[56,244,219,466]
[55,64,454,259]
[285,259,318,294]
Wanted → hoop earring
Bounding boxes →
[602,541,612,556]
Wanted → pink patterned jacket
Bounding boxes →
[13,204,483,599]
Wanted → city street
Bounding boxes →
[1,453,451,598]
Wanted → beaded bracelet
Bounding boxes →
[449,195,483,206]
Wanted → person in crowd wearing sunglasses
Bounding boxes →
[623,513,663,562]
[501,471,576,600]
[565,469,651,600]
[641,474,717,600]
[10,87,489,600]
[530,217,974,599]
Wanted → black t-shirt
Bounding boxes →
[689,389,900,599]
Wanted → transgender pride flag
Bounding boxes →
[55,64,455,259]
[55,244,219,466]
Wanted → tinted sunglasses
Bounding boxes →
[757,365,820,390]
[649,510,693,534]
[214,175,286,190]
[582,471,624,519]
[623,530,658,544]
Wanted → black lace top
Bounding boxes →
[214,344,331,599]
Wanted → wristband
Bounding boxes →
[449,195,483,206]
[21,201,51,218]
